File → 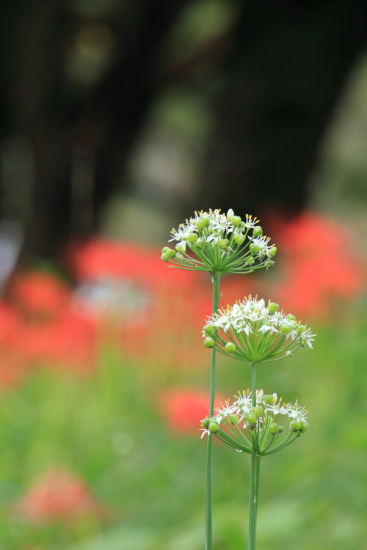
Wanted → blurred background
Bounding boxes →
[0,1,367,548]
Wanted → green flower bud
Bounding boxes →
[290,420,301,432]
[268,302,279,313]
[252,405,264,417]
[201,418,210,428]
[161,253,169,262]
[175,243,186,253]
[196,218,209,230]
[225,342,236,353]
[287,314,297,321]
[218,239,229,249]
[244,413,257,425]
[209,422,220,433]
[203,337,215,348]
[263,394,276,405]
[268,246,277,257]
[280,325,292,334]
[234,234,245,245]
[269,423,279,435]
[187,233,198,243]
[231,215,242,227]
[253,226,263,237]
[250,243,260,255]
[299,419,308,433]
[204,325,217,336]
[228,414,239,425]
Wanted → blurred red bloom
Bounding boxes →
[268,212,366,318]
[17,468,103,524]
[160,389,225,434]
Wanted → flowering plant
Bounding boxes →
[161,209,276,274]
[203,296,315,364]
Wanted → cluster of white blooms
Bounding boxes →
[201,389,309,456]
[161,209,277,274]
[203,296,315,363]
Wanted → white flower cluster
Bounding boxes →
[161,209,277,274]
[203,296,315,363]
[201,389,309,456]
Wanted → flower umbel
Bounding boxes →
[203,296,315,364]
[201,390,309,456]
[161,209,276,274]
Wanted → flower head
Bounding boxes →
[201,390,309,456]
[161,209,276,274]
[203,296,315,364]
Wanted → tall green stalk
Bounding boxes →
[205,272,221,550]
[248,363,259,550]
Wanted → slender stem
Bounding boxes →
[248,364,259,550]
[205,272,221,550]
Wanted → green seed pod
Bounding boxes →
[268,246,277,257]
[161,253,169,262]
[280,325,292,334]
[166,249,176,258]
[299,419,308,433]
[263,394,277,405]
[250,243,260,255]
[175,243,186,253]
[204,325,217,336]
[209,422,220,433]
[203,337,215,348]
[228,414,239,425]
[244,413,257,425]
[290,420,301,432]
[234,234,246,245]
[239,221,246,228]
[269,423,279,435]
[225,342,236,353]
[187,233,198,243]
[246,258,255,265]
[253,225,263,237]
[297,324,306,334]
[252,405,264,417]
[287,314,297,321]
[162,246,171,254]
[231,215,242,227]
[196,218,209,230]
[218,239,229,249]
[278,425,284,433]
[201,418,210,428]
[268,302,279,313]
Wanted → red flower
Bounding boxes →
[17,467,103,524]
[160,389,225,434]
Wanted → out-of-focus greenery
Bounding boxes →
[0,300,366,549]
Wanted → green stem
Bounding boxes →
[205,272,220,550]
[248,364,259,550]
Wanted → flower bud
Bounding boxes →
[188,233,198,243]
[263,394,277,405]
[234,234,246,245]
[250,243,260,255]
[218,239,229,249]
[269,423,279,435]
[203,337,215,348]
[175,243,186,253]
[209,422,220,433]
[268,302,279,313]
[225,342,236,353]
[253,226,263,237]
[228,414,239,425]
[201,418,210,428]
[204,325,217,336]
[231,215,242,227]
[196,218,209,230]
[244,413,257,425]
[227,209,234,220]
[290,420,301,432]
[252,405,263,417]
[299,419,308,433]
[278,425,284,433]
[268,246,277,257]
